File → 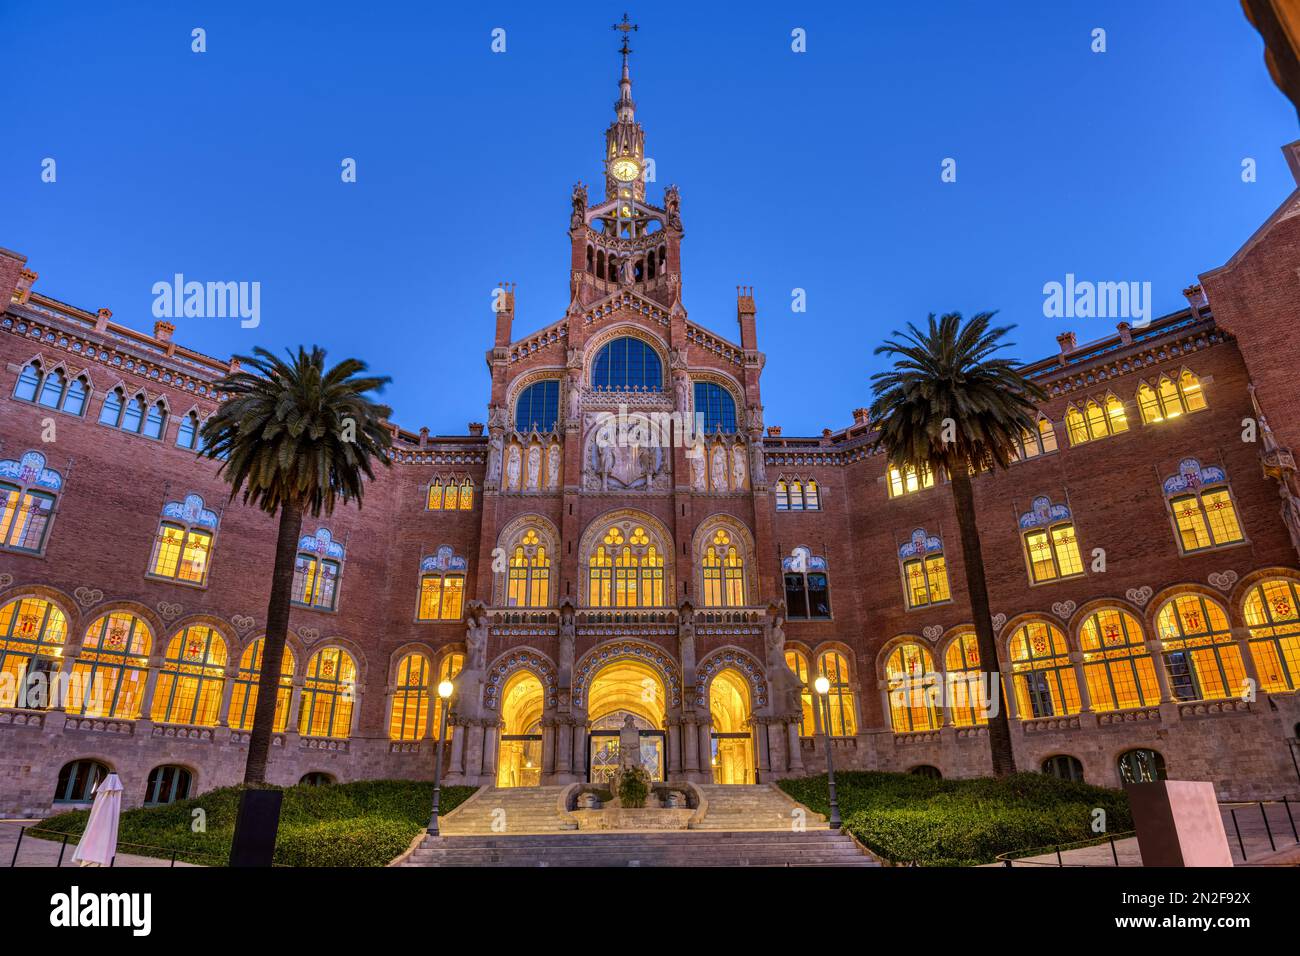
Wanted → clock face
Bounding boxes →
[610,159,640,182]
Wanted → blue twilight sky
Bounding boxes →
[2,1,1296,436]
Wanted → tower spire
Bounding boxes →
[605,14,645,207]
[614,13,637,122]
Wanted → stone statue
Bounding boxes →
[567,378,582,422]
[710,445,727,491]
[750,443,767,486]
[526,444,542,490]
[566,346,583,370]
[618,714,642,773]
[674,374,690,414]
[1280,483,1300,555]
[689,445,707,490]
[678,601,697,678]
[664,184,682,229]
[547,443,561,489]
[557,600,576,688]
[466,603,490,672]
[570,182,587,229]
[599,441,617,491]
[731,444,746,490]
[486,432,504,483]
[506,444,522,491]
[617,257,633,286]
[764,603,803,718]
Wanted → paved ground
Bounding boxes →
[998,803,1300,867]
[0,820,201,868]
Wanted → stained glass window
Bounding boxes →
[885,643,939,732]
[151,625,228,726]
[590,526,664,607]
[817,650,857,736]
[1170,488,1243,553]
[1155,595,1245,702]
[229,639,295,732]
[1138,371,1207,424]
[702,529,746,607]
[944,631,989,727]
[419,572,466,619]
[1243,579,1300,692]
[693,381,737,433]
[0,483,56,553]
[0,597,68,709]
[292,555,341,611]
[1023,522,1083,583]
[150,521,213,585]
[515,380,560,432]
[592,337,663,391]
[784,648,815,736]
[389,652,431,741]
[902,553,950,608]
[433,652,464,739]
[68,612,151,719]
[1079,607,1160,711]
[1008,621,1080,718]
[887,464,934,497]
[300,647,357,738]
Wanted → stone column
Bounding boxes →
[785,720,804,773]
[998,667,1019,721]
[138,664,164,720]
[572,723,588,779]
[217,673,237,727]
[449,721,466,775]
[1145,641,1173,702]
[541,720,556,777]
[481,722,499,779]
[557,717,574,777]
[754,719,771,780]
[683,717,699,773]
[698,721,713,779]
[1070,652,1094,713]
[1232,628,1262,693]
[285,681,304,734]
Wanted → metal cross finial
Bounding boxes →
[613,13,638,54]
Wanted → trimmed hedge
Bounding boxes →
[35,779,476,867]
[779,771,1132,866]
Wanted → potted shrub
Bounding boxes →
[617,766,651,809]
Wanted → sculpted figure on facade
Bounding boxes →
[731,443,746,490]
[570,182,587,229]
[486,431,504,484]
[678,600,697,680]
[547,443,561,489]
[566,374,582,423]
[689,445,707,490]
[664,184,682,229]
[764,603,803,718]
[526,443,542,490]
[506,443,522,490]
[557,599,576,688]
[710,444,727,491]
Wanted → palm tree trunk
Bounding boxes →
[243,500,304,784]
[947,471,1017,776]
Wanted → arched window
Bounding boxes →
[299,772,334,786]
[1118,748,1167,783]
[62,376,89,416]
[0,451,62,555]
[228,639,295,732]
[1067,396,1127,445]
[1166,469,1243,554]
[592,336,663,391]
[693,381,737,433]
[121,394,145,433]
[789,480,804,510]
[37,368,67,409]
[427,478,444,510]
[300,647,357,738]
[1079,607,1160,711]
[775,480,789,511]
[143,401,167,440]
[14,361,43,402]
[0,597,68,708]
[143,765,193,805]
[1008,620,1080,718]
[1065,405,1088,445]
[419,569,466,619]
[98,387,124,427]
[589,525,664,607]
[887,463,935,498]
[505,529,549,607]
[702,529,746,607]
[776,476,818,512]
[151,625,228,726]
[804,479,820,510]
[444,478,460,511]
[1042,754,1084,782]
[459,478,474,510]
[1012,417,1059,461]
[68,612,151,719]
[909,765,942,779]
[899,530,950,609]
[817,650,857,736]
[885,642,939,732]
[292,529,345,611]
[389,652,431,741]
[434,651,464,740]
[1243,578,1300,692]
[515,380,560,432]
[150,496,216,585]
[1156,594,1246,701]
[944,631,988,727]
[54,759,109,803]
[783,547,830,619]
[1019,497,1083,584]
[1137,371,1207,424]
[784,648,815,736]
[176,412,200,449]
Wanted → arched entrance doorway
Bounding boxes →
[709,668,755,784]
[496,670,544,788]
[586,659,667,783]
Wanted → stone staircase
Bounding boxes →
[438,785,573,835]
[399,782,877,866]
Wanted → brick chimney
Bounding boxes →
[736,285,757,350]
[1183,283,1208,319]
[418,426,429,449]
[852,407,870,425]
[468,422,484,437]
[0,247,29,307]
[494,281,515,347]
[15,268,38,305]
[1056,331,1077,360]
[95,308,112,332]
[154,320,175,343]
[766,425,782,438]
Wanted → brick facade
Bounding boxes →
[2,88,1300,816]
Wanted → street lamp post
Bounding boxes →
[814,675,842,829]
[426,678,456,836]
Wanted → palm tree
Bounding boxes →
[868,312,1046,776]
[201,346,392,784]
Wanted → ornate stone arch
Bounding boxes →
[583,322,670,388]
[492,513,560,606]
[1230,566,1300,626]
[572,638,682,714]
[303,636,368,686]
[691,514,759,607]
[876,634,935,680]
[506,367,565,418]
[688,369,746,425]
[240,630,306,679]
[0,584,81,655]
[76,599,162,659]
[695,645,768,712]
[1145,583,1229,641]
[385,642,437,685]
[482,646,557,712]
[160,613,239,667]
[577,508,676,607]
[998,612,1073,658]
[1067,597,1150,646]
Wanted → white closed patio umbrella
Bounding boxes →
[71,772,123,867]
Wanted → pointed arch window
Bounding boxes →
[885,642,939,732]
[0,597,68,709]
[784,648,815,736]
[418,546,468,619]
[1243,578,1300,692]
[292,528,345,611]
[1019,496,1083,583]
[14,361,42,402]
[98,387,124,427]
[37,368,67,409]
[0,451,63,555]
[693,381,737,433]
[427,475,474,511]
[514,379,560,433]
[299,647,357,738]
[702,529,746,607]
[1079,607,1160,711]
[1163,459,1243,553]
[592,336,663,391]
[143,400,167,439]
[589,525,665,608]
[817,649,857,736]
[1066,395,1127,445]
[1008,620,1080,718]
[389,652,432,741]
[151,625,227,726]
[776,476,820,512]
[1013,416,1060,461]
[944,631,989,727]
[229,639,295,732]
[68,612,151,719]
[1137,370,1207,424]
[887,464,934,498]
[150,494,218,585]
[176,411,201,450]
[775,480,789,511]
[898,529,950,608]
[1156,594,1246,702]
[783,547,830,619]
[121,394,145,433]
[14,361,89,416]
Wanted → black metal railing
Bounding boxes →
[8,824,235,868]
